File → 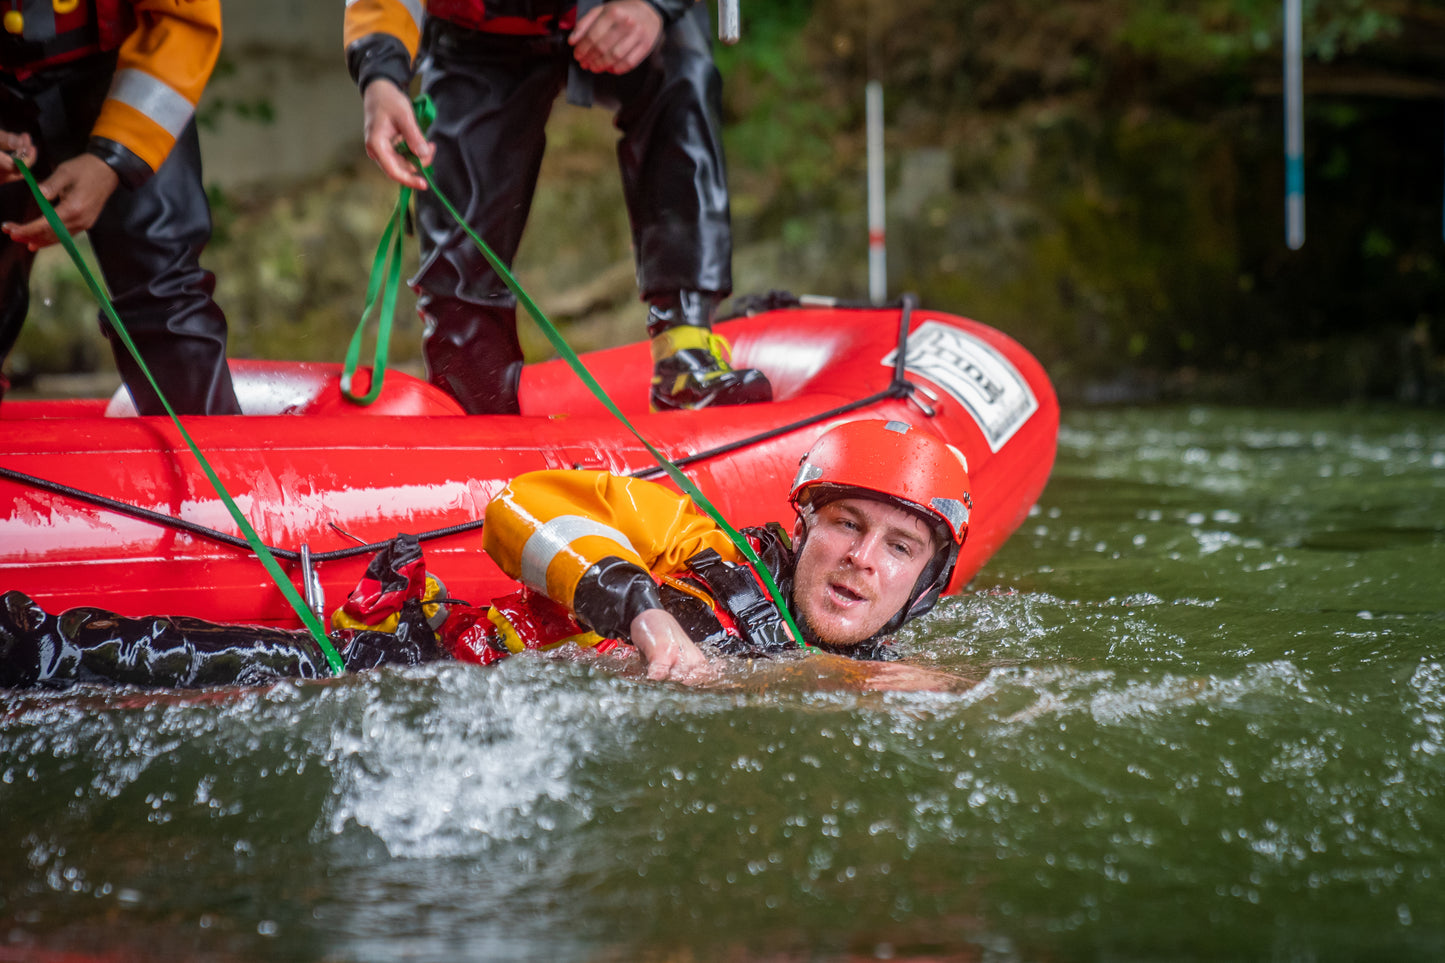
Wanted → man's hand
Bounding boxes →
[570,0,663,75]
[2,153,118,251]
[0,130,36,185]
[362,79,435,191]
[629,608,713,685]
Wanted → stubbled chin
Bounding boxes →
[800,601,874,648]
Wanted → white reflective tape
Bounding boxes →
[930,496,970,535]
[520,515,636,591]
[107,69,193,139]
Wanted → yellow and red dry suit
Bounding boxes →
[442,470,893,666]
[0,0,239,415]
[342,0,733,414]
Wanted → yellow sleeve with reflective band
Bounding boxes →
[343,0,424,60]
[483,471,744,613]
[89,0,221,175]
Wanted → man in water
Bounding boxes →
[0,420,971,692]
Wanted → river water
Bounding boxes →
[2,405,1443,962]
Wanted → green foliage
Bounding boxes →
[12,0,1441,402]
[1117,0,1404,64]
[713,0,848,200]
[205,184,236,245]
[196,95,276,132]
[196,56,276,132]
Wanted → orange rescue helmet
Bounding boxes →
[789,419,973,632]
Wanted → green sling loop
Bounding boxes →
[11,156,344,675]
[340,169,410,403]
[339,94,431,404]
[351,94,810,649]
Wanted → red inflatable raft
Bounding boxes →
[0,301,1057,627]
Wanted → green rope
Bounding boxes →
[12,156,344,675]
[387,94,810,649]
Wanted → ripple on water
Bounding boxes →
[4,406,1445,960]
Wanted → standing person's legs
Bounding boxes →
[605,5,769,411]
[0,78,56,404]
[412,25,564,414]
[88,120,241,416]
[611,3,731,301]
[0,185,38,405]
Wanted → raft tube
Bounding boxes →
[0,302,1058,627]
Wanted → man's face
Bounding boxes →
[791,496,938,647]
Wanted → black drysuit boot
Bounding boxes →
[419,296,524,415]
[647,291,771,412]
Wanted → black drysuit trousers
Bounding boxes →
[0,53,240,415]
[411,4,732,414]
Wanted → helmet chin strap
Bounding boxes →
[893,539,959,630]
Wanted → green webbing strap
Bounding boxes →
[12,156,344,675]
[393,95,810,649]
[341,186,407,403]
[340,95,433,404]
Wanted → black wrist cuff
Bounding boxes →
[348,34,415,94]
[85,137,151,190]
[643,0,691,27]
[573,556,664,641]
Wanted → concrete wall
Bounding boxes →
[201,2,362,189]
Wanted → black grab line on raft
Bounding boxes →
[0,295,923,561]
[0,461,483,564]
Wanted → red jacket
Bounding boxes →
[344,0,696,94]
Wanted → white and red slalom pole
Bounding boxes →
[866,79,887,303]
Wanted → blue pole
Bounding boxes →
[1284,0,1304,249]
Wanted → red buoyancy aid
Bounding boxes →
[425,0,578,37]
[0,0,137,79]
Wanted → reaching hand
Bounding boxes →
[570,0,663,75]
[629,608,713,685]
[362,79,435,191]
[2,153,118,251]
[0,130,36,185]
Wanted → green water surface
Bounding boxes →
[2,405,1443,962]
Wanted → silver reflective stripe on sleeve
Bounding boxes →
[520,515,637,591]
[345,0,425,32]
[107,69,193,138]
